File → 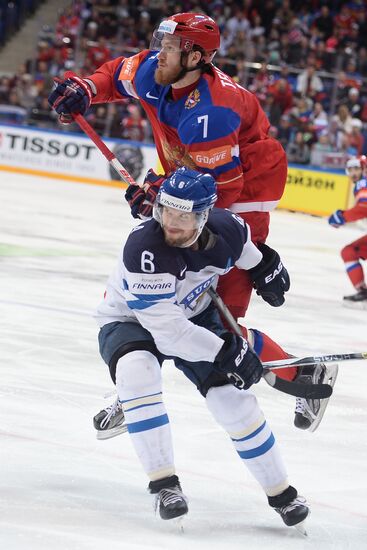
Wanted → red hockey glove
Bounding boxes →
[125,169,165,219]
[48,72,93,123]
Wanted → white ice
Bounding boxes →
[0,172,366,550]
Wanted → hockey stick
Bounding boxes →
[72,113,141,187]
[207,287,334,399]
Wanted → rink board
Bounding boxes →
[0,123,351,215]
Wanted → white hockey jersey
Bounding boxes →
[95,208,262,363]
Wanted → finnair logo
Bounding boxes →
[159,192,193,211]
[132,282,173,290]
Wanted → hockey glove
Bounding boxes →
[48,72,93,123]
[214,332,263,390]
[125,169,165,219]
[249,242,290,307]
[328,210,345,228]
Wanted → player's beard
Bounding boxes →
[163,228,197,248]
[154,64,183,86]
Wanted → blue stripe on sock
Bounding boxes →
[127,414,169,434]
[231,421,266,442]
[237,433,275,459]
[346,263,360,273]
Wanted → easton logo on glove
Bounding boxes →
[249,243,290,307]
[235,339,248,366]
[264,260,284,284]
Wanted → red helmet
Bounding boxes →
[150,12,220,62]
[345,155,367,175]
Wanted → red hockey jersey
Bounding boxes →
[86,50,287,226]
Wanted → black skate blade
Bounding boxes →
[294,521,308,536]
[175,514,186,533]
[343,300,367,310]
[96,424,128,440]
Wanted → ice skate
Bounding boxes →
[149,475,188,521]
[343,288,367,310]
[294,362,338,432]
[93,397,127,440]
[269,486,310,531]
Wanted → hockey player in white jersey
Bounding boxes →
[95,166,309,527]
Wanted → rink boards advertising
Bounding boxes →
[0,123,351,215]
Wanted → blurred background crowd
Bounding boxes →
[0,0,366,169]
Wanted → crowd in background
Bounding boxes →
[0,0,367,168]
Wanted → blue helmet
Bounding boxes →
[153,167,217,247]
[156,167,217,212]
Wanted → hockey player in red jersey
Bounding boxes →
[49,12,334,432]
[328,156,367,306]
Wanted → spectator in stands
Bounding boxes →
[356,47,367,75]
[0,76,11,102]
[217,45,238,78]
[275,0,294,34]
[121,104,147,142]
[309,101,328,135]
[287,131,311,164]
[296,65,323,99]
[287,17,306,65]
[277,114,292,151]
[13,73,38,110]
[48,47,68,78]
[334,4,355,39]
[361,98,367,124]
[344,118,365,156]
[313,5,334,40]
[328,117,346,152]
[332,104,355,135]
[86,105,109,135]
[263,94,282,127]
[56,5,80,44]
[248,62,271,104]
[345,87,363,119]
[288,96,313,133]
[249,14,265,41]
[34,60,54,94]
[226,8,250,41]
[87,36,112,71]
[28,95,58,128]
[217,27,232,56]
[313,40,328,70]
[310,130,334,166]
[268,78,293,115]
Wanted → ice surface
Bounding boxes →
[1,172,366,549]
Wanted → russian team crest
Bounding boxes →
[185,89,200,109]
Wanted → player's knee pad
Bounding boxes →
[205,384,261,432]
[115,350,162,401]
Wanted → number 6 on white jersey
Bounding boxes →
[141,250,155,273]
